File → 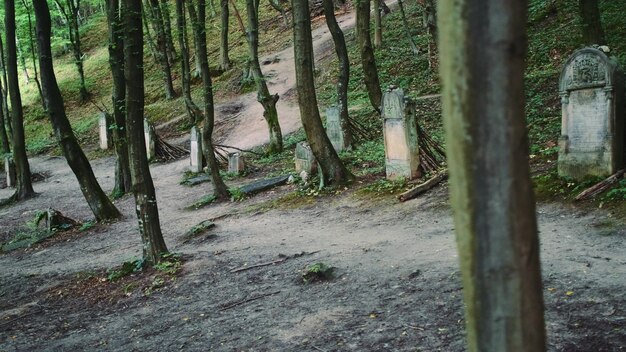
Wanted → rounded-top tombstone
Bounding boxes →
[558,47,625,179]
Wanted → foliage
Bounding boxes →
[604,179,626,200]
[187,194,218,210]
[107,258,145,282]
[302,262,335,283]
[229,187,246,201]
[79,220,96,232]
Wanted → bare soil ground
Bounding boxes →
[1,6,626,352]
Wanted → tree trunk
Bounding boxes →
[424,0,437,68]
[0,36,11,143]
[123,0,169,265]
[322,0,352,148]
[437,0,546,351]
[20,0,45,111]
[246,0,283,154]
[33,0,121,221]
[160,0,177,64]
[5,0,35,200]
[15,35,30,84]
[145,0,177,99]
[292,0,353,186]
[356,0,382,112]
[176,0,202,125]
[188,0,230,200]
[398,0,419,55]
[105,0,132,196]
[579,0,606,45]
[268,0,288,26]
[54,0,89,103]
[373,0,382,49]
[0,81,9,154]
[219,0,231,71]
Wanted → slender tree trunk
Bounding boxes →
[438,0,546,351]
[176,0,202,125]
[373,0,382,48]
[0,36,12,142]
[105,0,132,196]
[5,0,35,200]
[398,0,419,55]
[15,35,30,84]
[0,80,9,154]
[219,0,231,71]
[356,0,382,112]
[268,0,288,26]
[145,0,177,99]
[229,0,247,36]
[123,0,169,265]
[160,0,177,64]
[33,0,121,220]
[322,0,352,148]
[55,0,89,102]
[292,0,353,185]
[20,0,45,111]
[424,0,437,68]
[579,0,606,45]
[246,0,283,154]
[188,0,230,200]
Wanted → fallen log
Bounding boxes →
[574,169,625,201]
[398,169,448,202]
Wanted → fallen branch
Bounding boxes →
[398,170,448,202]
[230,250,320,273]
[219,291,281,311]
[574,169,625,201]
[214,144,263,156]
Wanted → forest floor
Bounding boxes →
[1,6,626,352]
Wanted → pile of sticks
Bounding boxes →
[417,122,446,174]
[154,133,189,162]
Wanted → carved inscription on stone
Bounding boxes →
[569,54,606,88]
[565,89,608,152]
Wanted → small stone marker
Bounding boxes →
[325,106,346,152]
[295,141,316,174]
[558,47,625,179]
[228,152,245,174]
[189,126,203,173]
[98,112,111,150]
[144,119,155,161]
[4,156,15,188]
[382,87,420,180]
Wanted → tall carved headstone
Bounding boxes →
[144,119,155,161]
[325,106,346,152]
[558,47,625,179]
[189,126,203,172]
[295,141,316,174]
[4,156,15,188]
[98,112,111,150]
[382,88,420,180]
[228,152,245,174]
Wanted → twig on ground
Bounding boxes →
[230,251,321,273]
[219,291,281,311]
[574,169,625,201]
[398,170,448,202]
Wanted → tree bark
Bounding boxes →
[0,81,9,154]
[398,0,419,55]
[160,0,177,64]
[123,0,169,264]
[292,0,353,186]
[246,0,283,154]
[579,0,606,45]
[33,0,121,221]
[437,0,546,351]
[219,0,231,71]
[20,0,45,111]
[176,0,202,125]
[355,0,382,112]
[5,0,35,200]
[188,0,230,200]
[322,0,352,148]
[373,0,382,49]
[145,0,177,99]
[0,36,11,142]
[54,0,89,103]
[105,0,132,196]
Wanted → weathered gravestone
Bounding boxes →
[228,152,245,174]
[189,126,203,172]
[295,141,316,174]
[382,88,420,180]
[558,47,625,179]
[98,112,111,150]
[325,106,346,152]
[4,156,15,188]
[144,119,155,161]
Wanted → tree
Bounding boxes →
[105,0,132,196]
[322,0,352,148]
[355,0,382,111]
[292,0,353,185]
[219,0,230,71]
[373,0,382,49]
[187,0,230,200]
[144,0,176,99]
[175,0,202,124]
[246,0,283,154]
[437,0,546,351]
[33,0,121,221]
[123,0,169,264]
[579,0,606,45]
[19,0,45,111]
[0,36,11,137]
[5,0,35,201]
[54,0,89,102]
[159,0,176,64]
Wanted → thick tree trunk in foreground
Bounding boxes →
[105,0,132,196]
[219,0,231,71]
[188,0,230,200]
[123,0,169,264]
[292,0,353,185]
[6,0,35,200]
[437,1,546,351]
[356,0,382,111]
[322,0,353,148]
[33,0,120,221]
[579,0,606,45]
[176,0,202,125]
[246,0,283,154]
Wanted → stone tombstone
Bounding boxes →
[558,47,625,179]
[382,88,420,180]
[228,152,245,174]
[4,156,15,188]
[189,126,203,173]
[325,106,346,152]
[98,112,111,150]
[294,141,316,174]
[144,119,155,161]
